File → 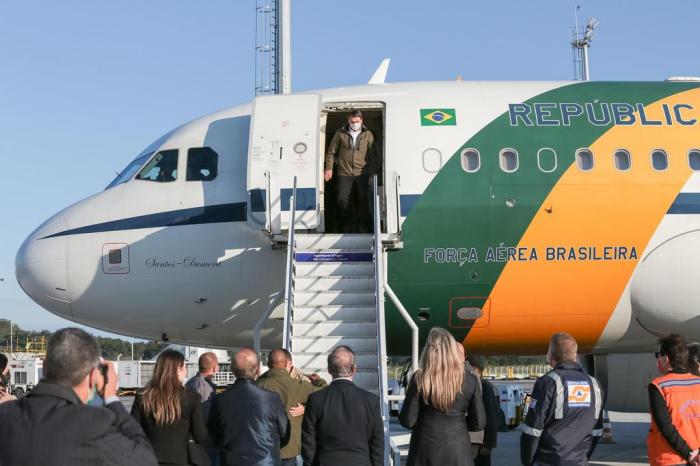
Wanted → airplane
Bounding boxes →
[15,76,700,411]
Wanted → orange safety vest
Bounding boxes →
[647,372,700,466]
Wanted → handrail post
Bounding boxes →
[265,170,272,233]
[253,291,284,355]
[372,175,390,466]
[394,172,402,236]
[282,176,297,351]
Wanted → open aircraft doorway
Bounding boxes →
[319,103,386,234]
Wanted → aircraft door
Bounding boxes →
[247,94,321,234]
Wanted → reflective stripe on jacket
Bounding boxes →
[647,372,700,466]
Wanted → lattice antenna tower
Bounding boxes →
[570,5,599,81]
[255,0,291,95]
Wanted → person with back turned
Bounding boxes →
[258,349,326,466]
[186,351,220,465]
[208,347,290,466]
[399,327,486,466]
[131,349,209,466]
[301,346,384,466]
[467,355,503,466]
[647,334,700,466]
[520,332,605,466]
[0,327,157,466]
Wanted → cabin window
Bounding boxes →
[614,149,632,171]
[136,150,179,182]
[651,149,668,171]
[576,148,594,171]
[460,149,480,173]
[537,148,557,173]
[422,148,443,173]
[689,150,700,171]
[499,148,519,173]
[187,147,219,181]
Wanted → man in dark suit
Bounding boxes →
[0,327,157,466]
[301,346,384,466]
[208,347,290,466]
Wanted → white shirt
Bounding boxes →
[349,128,361,147]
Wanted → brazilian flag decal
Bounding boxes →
[420,108,456,126]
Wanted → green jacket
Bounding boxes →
[257,368,325,459]
[324,125,380,177]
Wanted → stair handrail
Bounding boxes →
[282,176,298,351]
[265,170,272,233]
[372,175,391,466]
[394,172,402,236]
[253,291,284,355]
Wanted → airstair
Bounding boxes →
[253,176,418,465]
[288,233,380,393]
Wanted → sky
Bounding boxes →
[1,0,699,337]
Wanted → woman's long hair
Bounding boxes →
[414,327,464,412]
[141,349,186,425]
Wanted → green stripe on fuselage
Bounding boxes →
[385,81,700,354]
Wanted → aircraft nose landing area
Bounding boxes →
[15,214,71,319]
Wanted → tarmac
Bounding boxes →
[120,396,651,465]
[390,411,651,466]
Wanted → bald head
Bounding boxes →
[198,352,219,375]
[548,332,578,366]
[233,348,259,380]
[328,346,356,379]
[268,348,289,369]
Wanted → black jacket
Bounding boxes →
[301,379,384,466]
[0,380,157,466]
[208,378,290,466]
[131,389,208,465]
[399,372,487,466]
[520,362,605,466]
[481,378,502,450]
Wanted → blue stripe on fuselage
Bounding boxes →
[668,193,700,214]
[41,202,247,239]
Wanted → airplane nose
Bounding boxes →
[15,213,71,319]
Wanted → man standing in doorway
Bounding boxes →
[324,110,380,233]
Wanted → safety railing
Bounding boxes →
[394,172,402,236]
[253,291,284,355]
[265,170,272,233]
[372,175,391,466]
[282,176,298,351]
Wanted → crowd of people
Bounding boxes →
[1,327,700,466]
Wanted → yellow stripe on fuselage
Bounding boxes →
[465,88,700,354]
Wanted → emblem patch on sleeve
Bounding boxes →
[567,381,592,407]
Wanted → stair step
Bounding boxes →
[292,351,379,370]
[295,234,373,250]
[295,276,374,292]
[292,321,378,338]
[290,336,377,353]
[295,250,373,263]
[294,291,375,306]
[294,262,374,277]
[294,306,376,321]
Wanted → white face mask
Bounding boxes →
[350,122,361,131]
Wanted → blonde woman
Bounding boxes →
[399,328,486,466]
[132,350,208,466]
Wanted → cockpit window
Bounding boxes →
[106,152,153,189]
[187,147,218,181]
[135,150,179,182]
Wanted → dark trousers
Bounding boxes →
[474,453,492,466]
[336,175,369,233]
